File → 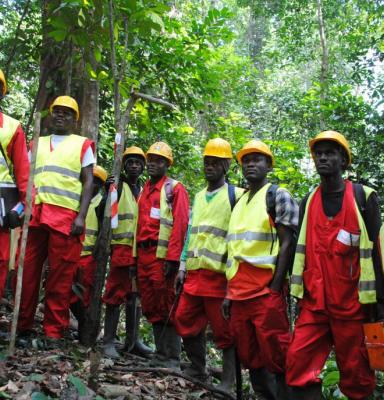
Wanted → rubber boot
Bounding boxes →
[249,368,277,400]
[70,300,85,343]
[216,346,236,392]
[276,373,289,400]
[183,332,208,380]
[150,323,168,366]
[164,325,181,370]
[102,304,121,359]
[289,384,322,400]
[124,300,153,358]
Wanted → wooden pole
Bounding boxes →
[8,112,41,355]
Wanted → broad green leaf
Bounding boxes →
[68,375,87,396]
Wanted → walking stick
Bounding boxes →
[125,276,139,352]
[158,286,182,343]
[9,112,41,355]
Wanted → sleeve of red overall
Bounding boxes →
[7,125,29,203]
[365,193,384,302]
[166,183,190,262]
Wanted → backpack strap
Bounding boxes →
[227,184,236,211]
[353,183,367,221]
[266,184,279,223]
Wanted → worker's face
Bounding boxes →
[204,156,225,183]
[51,106,76,135]
[124,156,144,180]
[313,141,345,177]
[147,154,169,179]
[242,152,271,183]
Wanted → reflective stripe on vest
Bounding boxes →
[226,183,279,281]
[291,185,377,304]
[81,192,102,256]
[156,178,179,259]
[0,113,20,184]
[111,182,138,247]
[34,135,86,211]
[186,185,244,274]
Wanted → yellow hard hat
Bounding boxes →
[0,69,7,96]
[237,139,274,166]
[309,130,351,166]
[123,146,146,162]
[93,165,107,183]
[203,138,233,159]
[50,95,80,121]
[147,141,173,165]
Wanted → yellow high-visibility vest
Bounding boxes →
[187,185,244,274]
[111,182,138,248]
[34,134,87,212]
[81,192,102,256]
[0,113,19,187]
[291,185,377,304]
[226,183,279,281]
[156,178,179,259]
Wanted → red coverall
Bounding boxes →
[136,176,189,324]
[175,269,233,349]
[227,263,290,371]
[17,139,94,338]
[286,182,376,400]
[0,113,29,299]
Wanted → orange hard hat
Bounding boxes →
[237,139,274,166]
[309,130,352,166]
[123,146,146,162]
[93,165,107,183]
[147,142,173,165]
[50,95,80,121]
[203,138,233,159]
[0,70,7,96]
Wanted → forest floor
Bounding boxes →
[0,304,251,400]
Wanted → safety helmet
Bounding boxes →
[123,146,146,162]
[50,95,80,121]
[93,165,107,183]
[309,130,351,166]
[203,138,233,159]
[237,139,274,166]
[0,69,7,96]
[146,141,173,165]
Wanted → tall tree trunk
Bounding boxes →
[317,0,329,130]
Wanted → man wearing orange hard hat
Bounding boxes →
[286,131,384,399]
[70,165,107,342]
[0,69,29,301]
[102,146,152,359]
[174,138,243,390]
[136,141,189,369]
[222,139,298,399]
[16,95,95,348]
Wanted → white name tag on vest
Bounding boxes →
[150,207,161,219]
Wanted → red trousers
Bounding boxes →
[286,308,375,400]
[102,266,133,306]
[17,226,82,338]
[0,229,10,299]
[230,291,290,372]
[175,292,233,349]
[71,255,96,307]
[137,248,176,324]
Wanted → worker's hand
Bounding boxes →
[222,299,232,320]
[175,270,186,295]
[71,215,85,236]
[163,260,179,279]
[128,265,137,279]
[269,277,283,293]
[105,175,115,191]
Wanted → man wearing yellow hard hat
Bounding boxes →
[174,138,243,390]
[0,69,30,301]
[222,139,298,399]
[16,95,95,348]
[136,141,189,369]
[286,131,384,399]
[102,146,152,359]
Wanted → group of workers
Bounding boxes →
[0,68,383,400]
